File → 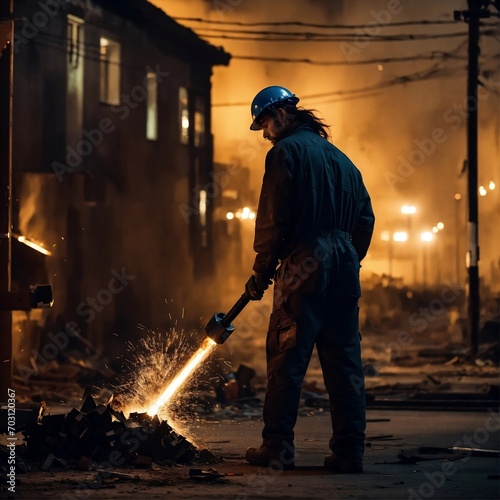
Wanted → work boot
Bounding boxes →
[245,445,295,470]
[324,454,363,474]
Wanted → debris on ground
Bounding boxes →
[189,467,243,481]
[2,389,222,474]
[214,364,257,404]
[397,445,500,464]
[398,447,468,464]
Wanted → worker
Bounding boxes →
[243,85,375,473]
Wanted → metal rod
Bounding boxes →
[221,293,250,327]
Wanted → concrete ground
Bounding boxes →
[5,408,500,500]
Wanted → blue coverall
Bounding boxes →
[252,123,375,461]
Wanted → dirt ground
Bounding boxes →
[2,407,500,500]
[2,284,499,499]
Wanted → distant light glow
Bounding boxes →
[454,193,462,201]
[420,231,433,242]
[381,230,391,242]
[100,37,108,56]
[432,226,439,233]
[479,185,487,196]
[393,231,408,242]
[199,189,207,227]
[401,205,416,215]
[231,207,256,221]
[437,222,444,230]
[226,211,235,220]
[240,207,251,220]
[489,181,496,190]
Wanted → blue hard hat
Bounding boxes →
[250,86,299,130]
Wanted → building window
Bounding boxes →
[66,15,84,147]
[179,86,189,144]
[67,14,83,70]
[146,72,158,141]
[100,37,120,105]
[199,188,208,248]
[194,96,205,147]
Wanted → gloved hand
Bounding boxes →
[244,273,272,301]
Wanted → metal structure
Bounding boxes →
[454,0,499,356]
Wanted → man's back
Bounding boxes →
[272,125,373,245]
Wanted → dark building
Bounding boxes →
[10,0,230,367]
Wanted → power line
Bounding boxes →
[29,38,153,74]
[37,30,475,67]
[231,38,500,65]
[317,65,468,104]
[213,60,499,106]
[192,29,497,43]
[179,26,472,39]
[29,31,452,72]
[232,51,469,66]
[27,30,498,102]
[172,16,461,29]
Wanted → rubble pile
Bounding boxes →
[19,391,217,471]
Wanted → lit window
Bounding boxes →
[67,15,83,69]
[100,37,121,105]
[146,72,158,141]
[199,189,207,227]
[199,189,208,248]
[194,96,205,147]
[179,87,189,144]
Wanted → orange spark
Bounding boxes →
[147,336,217,416]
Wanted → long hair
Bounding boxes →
[263,103,331,140]
[288,106,331,139]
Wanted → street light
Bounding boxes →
[381,230,407,277]
[401,205,417,285]
[432,221,444,236]
[401,205,417,215]
[393,231,408,242]
[420,231,434,288]
[454,193,464,285]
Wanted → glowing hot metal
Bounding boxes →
[146,292,251,416]
[147,336,217,416]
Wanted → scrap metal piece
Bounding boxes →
[451,447,500,457]
[188,467,242,481]
[95,469,141,481]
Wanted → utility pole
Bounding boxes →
[466,0,481,358]
[0,0,14,398]
[454,0,497,356]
